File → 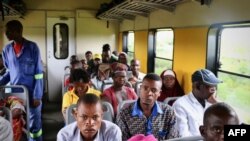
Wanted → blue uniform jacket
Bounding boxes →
[0,39,44,100]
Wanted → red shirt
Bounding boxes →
[13,43,23,55]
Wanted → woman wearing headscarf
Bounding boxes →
[158,69,185,102]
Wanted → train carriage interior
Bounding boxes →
[1,0,250,140]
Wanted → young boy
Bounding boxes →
[199,102,240,141]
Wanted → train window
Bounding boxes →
[123,31,134,63]
[217,26,250,124]
[154,29,174,75]
[53,23,69,59]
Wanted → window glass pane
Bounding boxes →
[154,58,172,75]
[127,32,134,52]
[53,23,69,59]
[217,72,250,124]
[220,28,250,75]
[155,29,174,59]
[127,52,134,64]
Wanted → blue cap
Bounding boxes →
[192,69,222,85]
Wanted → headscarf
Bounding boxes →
[158,69,185,102]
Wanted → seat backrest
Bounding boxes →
[163,96,180,106]
[65,104,77,125]
[62,73,70,97]
[165,135,203,141]
[101,81,113,92]
[0,106,12,124]
[0,85,30,138]
[117,99,136,114]
[102,101,114,122]
[134,81,142,96]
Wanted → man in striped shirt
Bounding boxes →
[116,73,179,141]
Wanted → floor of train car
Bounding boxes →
[42,94,64,141]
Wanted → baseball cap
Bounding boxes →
[94,54,102,60]
[192,69,222,85]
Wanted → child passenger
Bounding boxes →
[199,102,240,141]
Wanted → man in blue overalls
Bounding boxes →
[0,20,43,141]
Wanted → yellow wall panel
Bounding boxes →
[173,27,208,94]
[134,31,148,73]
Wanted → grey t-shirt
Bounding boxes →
[57,120,122,141]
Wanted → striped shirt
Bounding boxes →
[116,99,179,141]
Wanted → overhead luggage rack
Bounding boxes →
[96,0,186,21]
[1,1,25,20]
[96,0,212,21]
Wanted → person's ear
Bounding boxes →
[196,85,200,90]
[196,83,201,90]
[199,125,206,137]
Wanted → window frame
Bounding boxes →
[122,31,135,63]
[207,21,250,124]
[53,23,69,59]
[148,28,174,74]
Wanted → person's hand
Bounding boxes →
[208,92,218,104]
[12,109,22,119]
[32,99,41,107]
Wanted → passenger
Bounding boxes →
[57,94,122,141]
[199,102,240,141]
[85,51,93,63]
[91,63,112,91]
[101,70,137,115]
[172,69,222,137]
[128,59,144,87]
[0,96,26,141]
[118,52,130,70]
[102,44,117,64]
[69,55,79,70]
[116,73,179,140]
[0,116,13,141]
[64,60,83,88]
[157,69,185,103]
[62,69,101,120]
[80,58,88,71]
[87,53,102,77]
[70,55,79,65]
[0,20,44,141]
[0,54,6,76]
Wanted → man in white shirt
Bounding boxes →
[172,69,222,137]
[57,94,122,141]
